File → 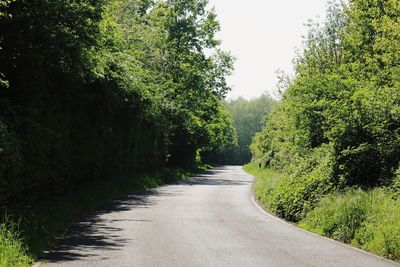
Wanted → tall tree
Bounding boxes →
[251,0,400,189]
[0,0,235,204]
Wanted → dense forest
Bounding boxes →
[204,95,276,165]
[0,0,236,206]
[249,0,400,260]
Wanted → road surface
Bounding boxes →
[42,166,398,267]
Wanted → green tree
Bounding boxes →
[204,95,276,165]
[250,0,400,220]
[0,0,235,203]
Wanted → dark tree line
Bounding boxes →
[0,0,236,205]
[203,95,276,165]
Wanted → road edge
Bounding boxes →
[245,167,400,266]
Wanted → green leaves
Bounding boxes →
[251,0,400,188]
[0,0,235,202]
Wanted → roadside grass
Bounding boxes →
[243,163,286,212]
[299,188,400,261]
[244,163,400,262]
[1,165,209,266]
[244,162,333,221]
[0,218,32,267]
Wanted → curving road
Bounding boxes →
[42,166,398,267]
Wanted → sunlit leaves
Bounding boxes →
[251,0,400,187]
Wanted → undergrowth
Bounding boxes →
[300,189,400,261]
[245,163,400,262]
[244,161,333,221]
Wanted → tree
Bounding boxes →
[251,0,400,189]
[0,0,235,203]
[203,95,276,165]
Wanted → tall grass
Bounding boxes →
[300,189,400,261]
[0,218,32,267]
[243,164,286,212]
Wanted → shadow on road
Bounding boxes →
[177,166,252,186]
[182,175,251,186]
[43,191,159,263]
[43,166,248,264]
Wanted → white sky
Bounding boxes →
[208,0,329,99]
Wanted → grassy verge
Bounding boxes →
[0,219,32,267]
[243,163,286,212]
[244,163,400,262]
[0,165,209,266]
[299,188,400,261]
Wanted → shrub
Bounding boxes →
[246,146,334,222]
[271,161,334,221]
[268,146,335,221]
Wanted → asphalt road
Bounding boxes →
[42,166,398,267]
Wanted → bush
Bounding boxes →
[245,150,334,222]
[271,161,333,221]
[393,167,400,199]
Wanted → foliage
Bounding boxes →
[204,95,276,165]
[251,0,400,193]
[247,164,400,261]
[0,0,234,204]
[248,0,400,260]
[0,0,234,262]
[245,152,334,222]
[0,118,21,206]
[394,167,400,198]
[270,150,334,221]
